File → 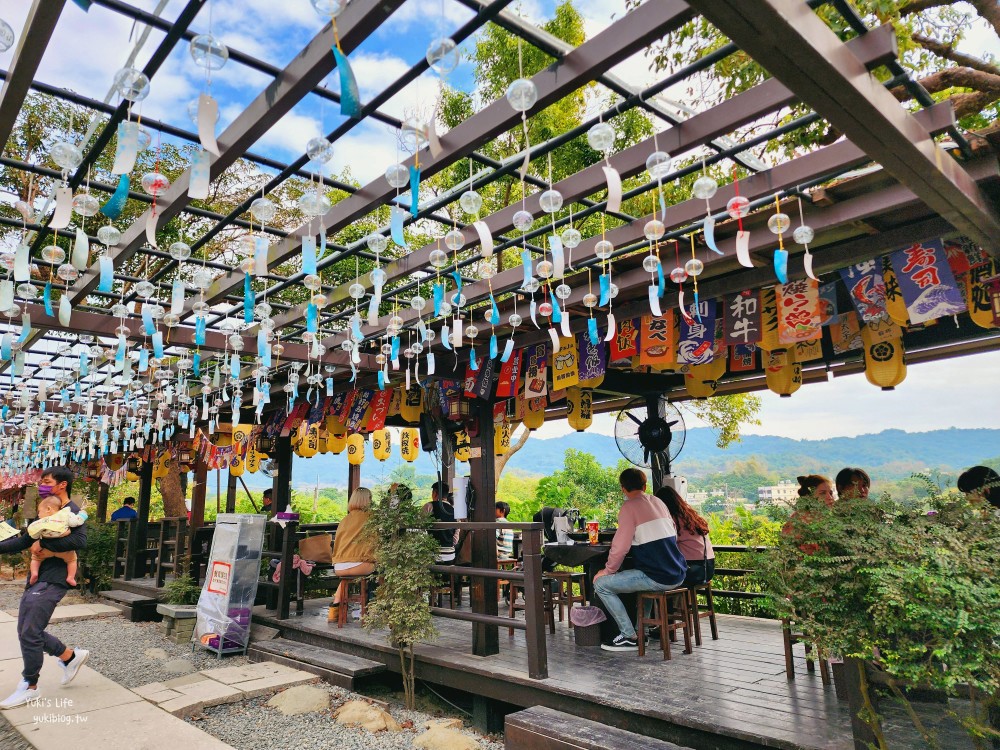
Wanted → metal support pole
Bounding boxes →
[469,399,499,657]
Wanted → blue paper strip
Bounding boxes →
[326,377,334,396]
[99,256,113,293]
[390,335,400,361]
[193,352,201,377]
[44,282,53,317]
[332,46,361,118]
[138,348,148,372]
[489,334,498,359]
[100,174,129,220]
[244,273,254,324]
[116,335,126,363]
[433,282,443,317]
[704,215,723,255]
[195,316,206,345]
[469,348,478,371]
[489,295,500,325]
[441,324,452,351]
[409,166,420,218]
[306,302,318,333]
[377,370,385,390]
[774,248,789,283]
[520,248,532,289]
[230,352,240,378]
[500,338,514,363]
[152,331,164,358]
[599,273,611,307]
[391,208,405,246]
[79,352,88,376]
[656,259,665,298]
[588,317,599,345]
[72,0,92,11]
[17,313,31,344]
[350,316,363,343]
[450,271,462,305]
[141,305,154,336]
[551,295,562,323]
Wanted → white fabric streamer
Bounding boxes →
[548,327,560,353]
[604,312,616,342]
[473,221,493,258]
[549,235,565,280]
[648,285,662,317]
[452,317,462,348]
[804,250,817,281]
[736,230,753,268]
[145,211,158,248]
[197,93,221,156]
[71,228,89,271]
[13,245,29,282]
[603,166,622,214]
[559,308,571,337]
[51,187,73,230]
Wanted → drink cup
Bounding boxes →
[587,521,600,545]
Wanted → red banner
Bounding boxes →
[610,317,639,362]
[366,390,393,432]
[496,349,521,398]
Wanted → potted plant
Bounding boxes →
[363,484,439,710]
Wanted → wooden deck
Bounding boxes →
[254,599,855,750]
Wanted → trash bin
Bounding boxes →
[570,606,606,647]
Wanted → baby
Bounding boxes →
[27,497,88,586]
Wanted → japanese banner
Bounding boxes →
[677,299,716,365]
[326,391,347,419]
[366,389,393,432]
[338,391,356,423]
[830,312,862,354]
[963,257,997,327]
[306,398,325,426]
[463,366,477,399]
[552,336,579,389]
[473,354,499,400]
[577,332,607,382]
[840,259,887,323]
[889,239,966,324]
[730,343,758,372]
[639,313,675,367]
[776,279,821,344]
[610,317,639,364]
[723,290,762,346]
[345,390,374,432]
[944,236,990,277]
[496,348,521,398]
[523,343,548,399]
[818,281,839,326]
[795,339,823,362]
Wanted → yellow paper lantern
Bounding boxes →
[106,454,124,471]
[684,373,717,399]
[765,349,802,397]
[295,422,320,458]
[565,387,593,432]
[326,412,346,435]
[347,433,365,465]
[400,386,423,423]
[151,449,170,479]
[523,397,545,431]
[229,454,245,477]
[454,429,471,463]
[372,429,391,461]
[494,420,514,456]
[862,325,906,390]
[317,430,329,454]
[215,433,233,448]
[245,445,260,474]
[327,432,347,454]
[400,428,419,462]
[967,266,999,329]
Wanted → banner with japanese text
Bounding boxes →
[723,290,762,346]
[818,281,839,326]
[839,259,887,323]
[776,279,822,344]
[677,299,716,365]
[889,238,966,324]
[551,336,580,389]
[496,348,521,398]
[639,313,675,367]
[523,343,548,399]
[730,343,757,372]
[610,317,639,364]
[345,390,374,433]
[577,331,607,382]
[366,389,393,432]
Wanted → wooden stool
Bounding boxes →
[430,573,459,609]
[686,581,719,646]
[548,571,586,625]
[508,578,556,637]
[637,589,692,660]
[782,619,830,684]
[331,576,369,629]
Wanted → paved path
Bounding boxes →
[0,620,234,749]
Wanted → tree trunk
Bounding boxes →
[159,464,188,518]
[495,426,530,489]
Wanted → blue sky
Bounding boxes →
[1,0,998,440]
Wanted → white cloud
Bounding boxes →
[253,108,324,157]
[382,0,476,34]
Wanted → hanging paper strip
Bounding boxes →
[145,211,158,248]
[776,279,822,344]
[548,327,561,355]
[639,313,675,367]
[43,281,53,317]
[98,256,114,293]
[602,165,623,214]
[489,334,498,359]
[500,338,514,363]
[305,302,319,334]
[58,295,71,326]
[377,370,386,390]
[449,270,462,305]
[197,93,221,155]
[735,230,753,268]
[678,290,693,325]
[195,316,206,345]
[587,317,599,345]
[170,277,185,315]
[678,298,716,365]
[656,259,665,298]
[599,273,611,307]
[254,236,269,276]
[441,323,451,350]
[367,277,383,326]
[17,313,31,345]
[99,174,130,220]
[391,206,406,246]
[604,312,616,343]
[773,249,788,284]
[648,286,662,317]
[152,331,164,359]
[350,314,363,344]
[723,290,762,346]
[318,229,328,260]
[14,244,29,282]
[488,295,500,325]
[409,165,420,218]
[803,251,816,282]
[550,294,562,323]
[51,186,73,230]
[473,221,493,258]
[332,46,361,118]
[703,215,723,255]
[302,235,317,276]
[188,150,211,201]
[72,0,92,11]
[432,282,444,316]
[138,347,149,373]
[230,351,240,379]
[888,238,966,324]
[469,348,478,371]
[115,335,126,364]
[549,235,565,279]
[529,298,538,328]
[426,351,435,374]
[0,280,11,311]
[243,274,254,324]
[560,307,571,338]
[112,122,140,175]
[71,228,89,271]
[417,318,427,342]
[193,352,201,377]
[520,249,532,289]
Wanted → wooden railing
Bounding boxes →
[112,518,215,586]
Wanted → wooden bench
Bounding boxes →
[101,589,161,622]
[505,706,696,750]
[248,637,386,691]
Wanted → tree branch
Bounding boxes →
[911,33,1000,77]
[899,0,954,18]
[968,0,1000,39]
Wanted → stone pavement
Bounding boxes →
[0,619,234,749]
[1,603,121,623]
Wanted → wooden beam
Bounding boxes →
[686,0,1000,253]
[0,0,67,151]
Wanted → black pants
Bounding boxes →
[18,582,68,684]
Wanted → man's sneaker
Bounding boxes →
[60,649,89,685]
[647,626,661,640]
[600,634,640,652]
[0,681,39,709]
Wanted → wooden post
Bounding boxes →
[132,458,153,579]
[273,435,293,514]
[469,399,499,657]
[225,472,238,513]
[521,526,548,679]
[96,481,109,523]
[190,457,207,531]
[843,657,883,750]
[347,462,361,498]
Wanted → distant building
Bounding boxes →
[758,480,799,506]
[688,490,712,506]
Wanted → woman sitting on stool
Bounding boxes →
[329,487,376,622]
[654,486,715,586]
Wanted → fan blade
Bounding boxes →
[667,420,679,428]
[643,447,649,465]
[626,412,643,426]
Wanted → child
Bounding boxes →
[27,496,87,586]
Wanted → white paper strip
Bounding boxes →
[112,122,140,175]
[426,352,435,375]
[559,307,571,338]
[145,211,158,248]
[197,93,221,156]
[405,367,411,390]
[71,228,89,271]
[648,284,662,317]
[188,149,211,200]
[549,235,564,279]
[13,244,29,282]
[254,236,269,276]
[58,294,71,326]
[735,230,753,268]
[452,317,462,348]
[804,250,817,281]
[603,166,622,214]
[604,312,616,342]
[0,280,12,311]
[501,338,514,362]
[51,186,73,229]
[548,327,560,353]
[428,109,442,158]
[473,220,493,258]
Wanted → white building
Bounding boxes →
[758,480,799,506]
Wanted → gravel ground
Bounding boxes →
[191,684,504,750]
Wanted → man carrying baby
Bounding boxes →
[0,466,89,709]
[28,495,88,586]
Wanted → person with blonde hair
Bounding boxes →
[328,487,376,622]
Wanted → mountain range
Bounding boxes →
[232,427,1000,490]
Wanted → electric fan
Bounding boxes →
[614,395,686,476]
